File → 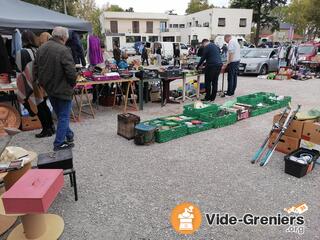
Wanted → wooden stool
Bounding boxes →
[3,169,65,240]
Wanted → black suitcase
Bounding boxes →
[37,149,73,170]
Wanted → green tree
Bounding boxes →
[125,7,134,12]
[106,5,124,12]
[230,0,287,45]
[185,0,213,14]
[74,0,102,38]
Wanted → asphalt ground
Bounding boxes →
[1,75,320,240]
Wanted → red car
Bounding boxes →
[297,42,320,62]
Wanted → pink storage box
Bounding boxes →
[2,169,64,214]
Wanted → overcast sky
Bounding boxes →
[95,0,229,15]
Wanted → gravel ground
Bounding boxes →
[1,76,320,240]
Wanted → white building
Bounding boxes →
[100,8,253,51]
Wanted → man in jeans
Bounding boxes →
[224,34,240,96]
[196,39,222,102]
[34,26,77,151]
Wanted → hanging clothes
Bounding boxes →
[11,29,22,58]
[66,31,86,66]
[0,35,11,74]
[88,35,103,65]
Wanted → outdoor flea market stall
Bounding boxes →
[1,1,320,240]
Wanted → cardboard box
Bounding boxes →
[301,122,320,145]
[268,133,300,154]
[273,114,314,139]
[21,116,42,131]
[2,169,64,214]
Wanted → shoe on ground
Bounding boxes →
[35,130,53,138]
[66,137,74,144]
[53,142,74,151]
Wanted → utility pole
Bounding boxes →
[63,0,67,14]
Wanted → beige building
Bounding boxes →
[100,8,253,51]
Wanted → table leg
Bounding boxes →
[130,81,138,111]
[139,80,143,110]
[124,82,130,113]
[160,79,164,107]
[182,74,186,102]
[196,75,201,100]
[77,88,85,121]
[84,88,95,118]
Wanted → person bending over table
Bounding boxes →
[196,39,222,102]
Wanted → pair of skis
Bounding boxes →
[252,105,301,166]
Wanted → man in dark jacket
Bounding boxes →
[34,26,77,151]
[197,39,222,102]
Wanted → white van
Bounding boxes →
[152,42,188,59]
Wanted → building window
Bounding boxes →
[218,18,226,27]
[173,24,179,28]
[110,21,118,33]
[203,22,209,27]
[192,35,198,40]
[179,24,185,28]
[239,18,247,27]
[132,21,139,33]
[176,36,181,42]
[169,24,173,28]
[188,22,192,27]
[195,21,199,27]
[163,36,175,42]
[149,36,159,42]
[126,36,141,43]
[160,21,167,32]
[142,37,147,42]
[146,21,153,33]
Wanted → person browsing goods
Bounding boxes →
[224,34,240,96]
[196,39,222,102]
[34,26,77,151]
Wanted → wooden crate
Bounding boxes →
[117,113,140,140]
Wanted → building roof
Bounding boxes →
[103,12,168,20]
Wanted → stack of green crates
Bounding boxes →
[143,119,188,143]
[199,110,237,129]
[183,103,219,118]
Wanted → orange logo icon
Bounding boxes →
[170,202,202,235]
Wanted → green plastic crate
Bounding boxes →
[237,94,264,106]
[155,124,188,143]
[251,106,270,117]
[187,122,212,134]
[183,103,219,118]
[199,111,237,129]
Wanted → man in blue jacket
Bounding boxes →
[196,39,223,102]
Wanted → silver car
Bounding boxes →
[239,49,278,75]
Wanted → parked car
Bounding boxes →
[151,42,189,59]
[121,46,136,56]
[240,48,251,58]
[239,48,278,75]
[297,42,320,63]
